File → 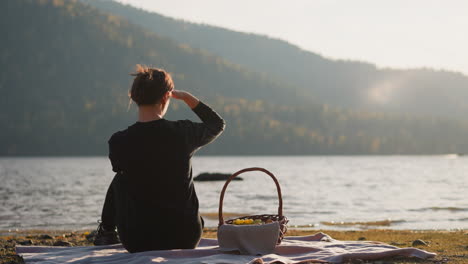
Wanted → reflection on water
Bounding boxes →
[0,156,467,230]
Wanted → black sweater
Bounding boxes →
[108,102,225,217]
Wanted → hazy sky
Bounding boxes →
[115,0,468,75]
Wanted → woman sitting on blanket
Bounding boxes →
[93,65,225,253]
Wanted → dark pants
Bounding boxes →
[101,173,204,253]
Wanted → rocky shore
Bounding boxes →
[1,229,467,264]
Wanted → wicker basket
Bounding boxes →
[218,167,288,245]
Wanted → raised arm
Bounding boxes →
[171,90,225,153]
[171,90,200,109]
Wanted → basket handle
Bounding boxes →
[218,167,283,226]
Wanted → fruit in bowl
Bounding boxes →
[232,218,267,225]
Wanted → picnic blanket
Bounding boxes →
[16,232,436,264]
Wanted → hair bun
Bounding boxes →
[129,65,174,106]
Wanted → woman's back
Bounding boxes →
[109,118,199,212]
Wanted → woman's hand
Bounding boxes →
[170,90,187,100]
[170,90,200,109]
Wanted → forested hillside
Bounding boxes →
[0,0,295,155]
[1,0,468,155]
[86,0,468,120]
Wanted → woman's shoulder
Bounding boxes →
[171,119,203,133]
[172,119,196,126]
[108,119,196,142]
[108,129,129,144]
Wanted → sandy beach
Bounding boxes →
[1,229,466,264]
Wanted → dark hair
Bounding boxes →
[129,64,174,106]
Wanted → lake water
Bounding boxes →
[0,156,467,231]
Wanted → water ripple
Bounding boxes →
[1,156,468,230]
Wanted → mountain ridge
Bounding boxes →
[85,0,468,120]
[2,0,468,155]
